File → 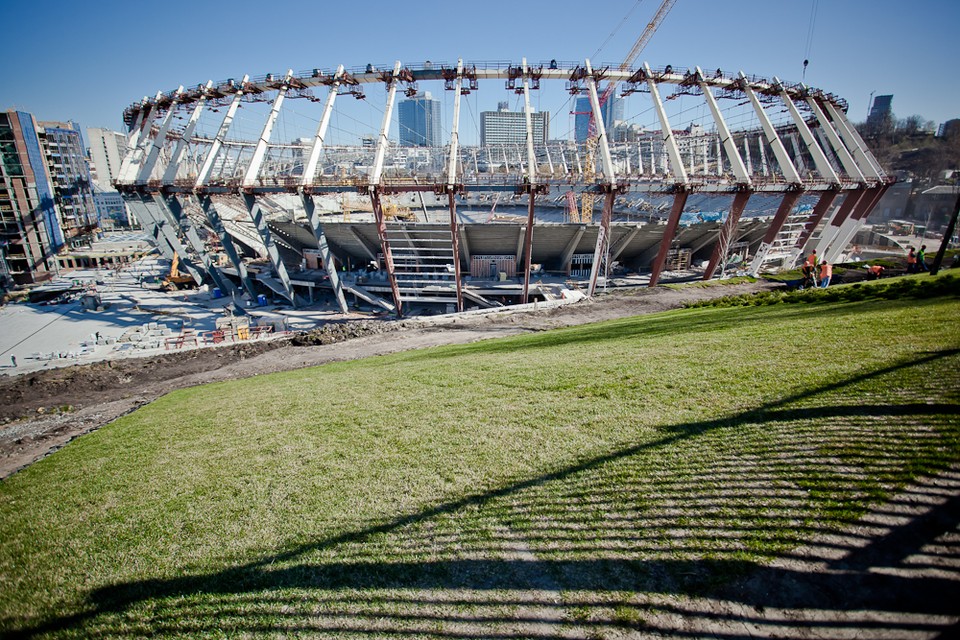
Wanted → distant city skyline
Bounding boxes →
[2,0,958,145]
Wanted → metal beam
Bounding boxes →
[520,58,537,303]
[588,191,616,296]
[559,225,587,272]
[242,70,293,188]
[697,67,750,185]
[788,189,840,266]
[195,75,248,188]
[132,194,204,285]
[447,193,463,311]
[609,225,642,262]
[154,194,233,294]
[200,196,258,299]
[347,225,379,262]
[776,78,839,185]
[370,62,402,188]
[136,86,183,184]
[648,191,689,286]
[813,189,865,257]
[740,72,801,185]
[645,63,688,186]
[585,60,616,184]
[242,193,296,305]
[162,81,212,185]
[747,190,803,275]
[117,92,161,185]
[446,59,465,312]
[369,189,403,316]
[302,193,348,313]
[825,184,888,263]
[302,66,343,188]
[703,189,751,279]
[821,100,884,181]
[805,96,864,182]
[446,59,464,189]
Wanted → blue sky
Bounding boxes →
[3,0,957,142]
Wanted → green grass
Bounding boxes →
[1,289,958,638]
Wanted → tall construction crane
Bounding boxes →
[579,0,677,223]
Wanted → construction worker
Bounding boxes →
[806,249,819,286]
[917,245,928,272]
[819,260,832,288]
[906,247,917,273]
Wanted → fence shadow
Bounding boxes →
[6,349,960,639]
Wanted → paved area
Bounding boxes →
[0,258,344,377]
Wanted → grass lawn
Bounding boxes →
[1,274,958,638]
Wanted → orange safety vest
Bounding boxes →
[820,263,832,279]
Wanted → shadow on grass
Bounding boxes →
[6,349,960,639]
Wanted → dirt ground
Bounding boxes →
[1,278,958,637]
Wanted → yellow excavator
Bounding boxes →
[161,252,198,291]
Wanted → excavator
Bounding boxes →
[161,252,199,291]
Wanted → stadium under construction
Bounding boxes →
[114,59,890,316]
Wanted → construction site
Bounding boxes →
[106,0,889,321]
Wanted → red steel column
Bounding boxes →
[648,191,689,287]
[793,189,840,254]
[370,187,403,317]
[521,190,536,303]
[448,192,463,312]
[588,190,616,296]
[703,189,752,280]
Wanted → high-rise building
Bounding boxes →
[41,121,98,237]
[0,110,98,284]
[398,92,442,147]
[480,104,550,146]
[87,127,129,190]
[866,94,893,129]
[574,96,623,142]
[87,127,134,229]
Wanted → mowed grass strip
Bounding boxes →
[0,284,958,637]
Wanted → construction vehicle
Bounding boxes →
[161,252,198,291]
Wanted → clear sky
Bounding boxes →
[3,0,957,142]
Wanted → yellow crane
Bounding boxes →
[581,0,677,223]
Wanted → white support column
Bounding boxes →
[117,91,163,185]
[777,80,838,185]
[645,63,688,186]
[137,86,184,184]
[242,70,293,188]
[520,58,538,303]
[585,60,616,184]
[371,62,402,188]
[446,59,464,189]
[821,100,884,181]
[163,81,213,185]
[195,75,248,188]
[697,67,750,185]
[740,72,801,185]
[199,196,259,300]
[585,59,618,297]
[301,194,348,313]
[155,194,233,294]
[301,66,343,188]
[805,96,864,182]
[298,65,347,313]
[520,58,537,185]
